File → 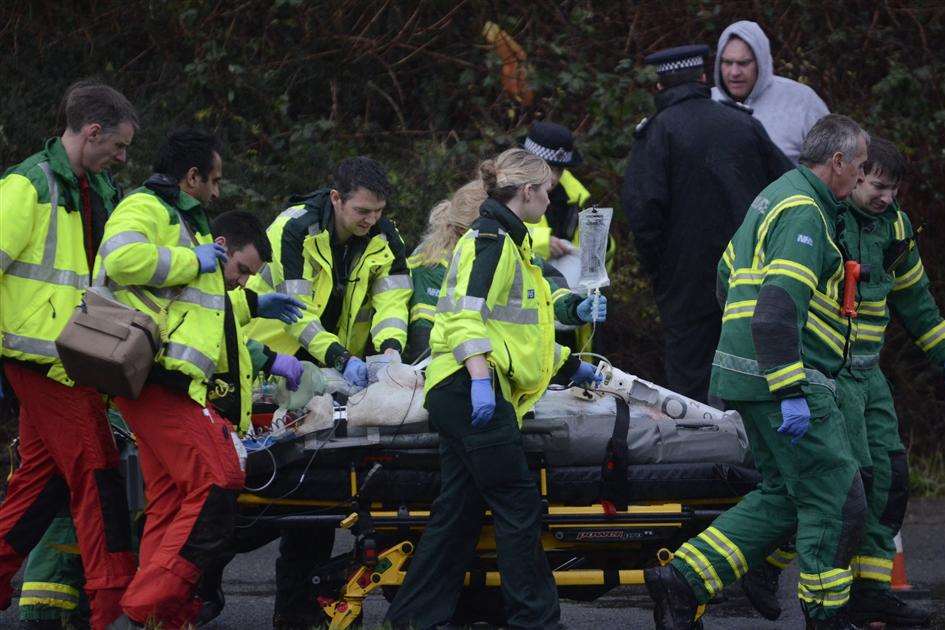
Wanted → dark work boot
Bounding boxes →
[803,606,861,629]
[644,564,704,630]
[741,561,783,620]
[850,588,933,627]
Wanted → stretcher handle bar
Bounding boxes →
[241,514,350,527]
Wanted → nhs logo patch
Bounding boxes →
[796,234,814,247]
[426,287,440,297]
[527,289,535,299]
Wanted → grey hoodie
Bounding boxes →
[712,20,829,163]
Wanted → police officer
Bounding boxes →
[621,44,791,403]
[520,121,614,352]
[384,148,601,630]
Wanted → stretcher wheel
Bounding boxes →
[402,541,414,555]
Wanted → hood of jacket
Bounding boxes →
[713,20,774,104]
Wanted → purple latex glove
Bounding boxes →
[271,354,303,391]
[571,361,603,388]
[342,356,369,388]
[778,397,811,445]
[470,377,496,428]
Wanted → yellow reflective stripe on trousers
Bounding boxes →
[766,548,797,569]
[765,258,818,291]
[722,299,756,322]
[855,320,886,343]
[916,321,945,352]
[675,543,723,596]
[19,581,80,610]
[858,299,887,318]
[696,526,748,578]
[805,311,846,356]
[766,361,806,391]
[893,260,924,291]
[798,568,853,608]
[850,556,893,583]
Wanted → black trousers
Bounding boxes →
[384,370,561,630]
[662,310,722,405]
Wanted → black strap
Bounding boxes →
[600,398,631,511]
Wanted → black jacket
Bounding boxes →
[621,82,792,325]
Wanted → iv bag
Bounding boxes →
[578,206,612,292]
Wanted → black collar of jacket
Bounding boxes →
[655,82,710,112]
[144,173,183,208]
[479,197,529,246]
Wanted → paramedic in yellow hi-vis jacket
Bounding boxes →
[244,156,411,629]
[385,148,603,630]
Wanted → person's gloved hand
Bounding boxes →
[258,293,304,324]
[195,243,228,273]
[470,377,496,428]
[778,397,811,445]
[571,361,603,388]
[576,294,608,323]
[342,356,369,388]
[270,354,303,391]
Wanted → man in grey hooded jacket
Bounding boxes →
[713,20,830,163]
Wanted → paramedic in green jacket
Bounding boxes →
[644,114,870,630]
[741,138,939,627]
[406,179,606,363]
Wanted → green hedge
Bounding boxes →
[1,0,942,452]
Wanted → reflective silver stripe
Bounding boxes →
[849,354,880,370]
[149,247,172,285]
[370,317,407,336]
[37,162,59,268]
[299,320,325,348]
[489,304,539,324]
[178,219,191,246]
[453,338,492,363]
[675,544,723,596]
[18,588,79,609]
[2,333,59,358]
[355,305,373,323]
[698,527,748,578]
[152,287,225,310]
[164,342,216,378]
[278,279,313,296]
[0,249,13,273]
[372,274,411,294]
[442,247,464,294]
[851,557,893,580]
[92,265,107,287]
[4,261,89,289]
[281,206,307,220]
[712,350,836,393]
[436,295,486,315]
[259,263,274,289]
[798,569,852,589]
[553,343,562,367]
[99,232,149,259]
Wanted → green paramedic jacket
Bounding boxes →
[406,252,586,362]
[424,198,577,424]
[711,166,849,401]
[246,188,411,369]
[0,138,120,384]
[837,201,945,365]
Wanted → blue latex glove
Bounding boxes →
[778,397,811,445]
[571,361,603,388]
[470,377,496,428]
[270,354,303,391]
[342,356,369,388]
[195,243,228,273]
[576,294,607,323]
[258,293,304,324]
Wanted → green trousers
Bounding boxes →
[18,514,87,622]
[384,369,560,630]
[671,386,867,620]
[765,364,908,592]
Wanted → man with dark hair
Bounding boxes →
[95,128,303,627]
[621,44,792,404]
[0,79,138,629]
[741,137,938,628]
[246,155,411,629]
[645,114,870,630]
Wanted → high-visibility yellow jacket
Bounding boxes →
[0,138,119,384]
[426,198,576,424]
[246,189,411,368]
[94,175,256,429]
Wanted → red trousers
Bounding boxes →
[115,384,244,628]
[0,363,136,629]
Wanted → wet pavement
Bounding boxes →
[3,499,943,628]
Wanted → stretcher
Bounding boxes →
[232,362,761,628]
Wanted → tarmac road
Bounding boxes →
[3,499,944,628]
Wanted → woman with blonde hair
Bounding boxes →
[405,178,605,362]
[385,148,604,630]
